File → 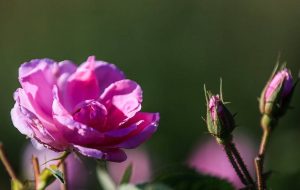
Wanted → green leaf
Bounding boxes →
[97,165,116,190]
[120,163,133,185]
[119,184,141,190]
[119,183,171,190]
[11,179,24,190]
[48,165,65,184]
[38,168,56,190]
[37,165,64,190]
[137,183,172,190]
[149,165,234,190]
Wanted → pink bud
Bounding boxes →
[208,95,222,121]
[260,67,295,118]
[265,68,293,102]
[206,94,235,140]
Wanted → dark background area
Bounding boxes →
[0,0,300,189]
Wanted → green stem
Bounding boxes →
[60,162,68,190]
[259,129,270,156]
[32,156,40,190]
[57,151,70,167]
[255,128,271,190]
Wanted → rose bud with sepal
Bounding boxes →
[259,64,297,129]
[204,88,235,144]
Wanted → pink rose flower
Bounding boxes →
[187,136,255,189]
[108,149,151,184]
[11,56,159,162]
[22,143,87,190]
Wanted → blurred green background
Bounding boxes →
[0,0,300,189]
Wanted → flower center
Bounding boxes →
[73,100,108,131]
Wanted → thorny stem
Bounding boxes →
[255,128,271,190]
[0,143,18,180]
[60,162,68,190]
[32,156,40,190]
[224,145,248,186]
[229,142,255,187]
[254,157,263,190]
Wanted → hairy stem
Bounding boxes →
[229,142,255,187]
[224,145,248,186]
[254,157,263,190]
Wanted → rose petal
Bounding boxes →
[53,87,148,149]
[103,149,127,162]
[74,145,127,162]
[14,88,35,115]
[83,56,125,93]
[117,112,159,149]
[92,58,125,94]
[57,60,77,75]
[19,58,56,80]
[11,101,65,151]
[56,60,77,91]
[19,59,57,120]
[53,98,130,148]
[11,102,34,138]
[14,89,60,134]
[104,124,138,138]
[73,145,105,159]
[62,60,100,112]
[73,100,108,132]
[53,87,108,146]
[100,79,143,127]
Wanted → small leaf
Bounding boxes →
[97,165,116,190]
[48,165,65,184]
[11,179,24,190]
[120,163,133,184]
[38,168,56,190]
